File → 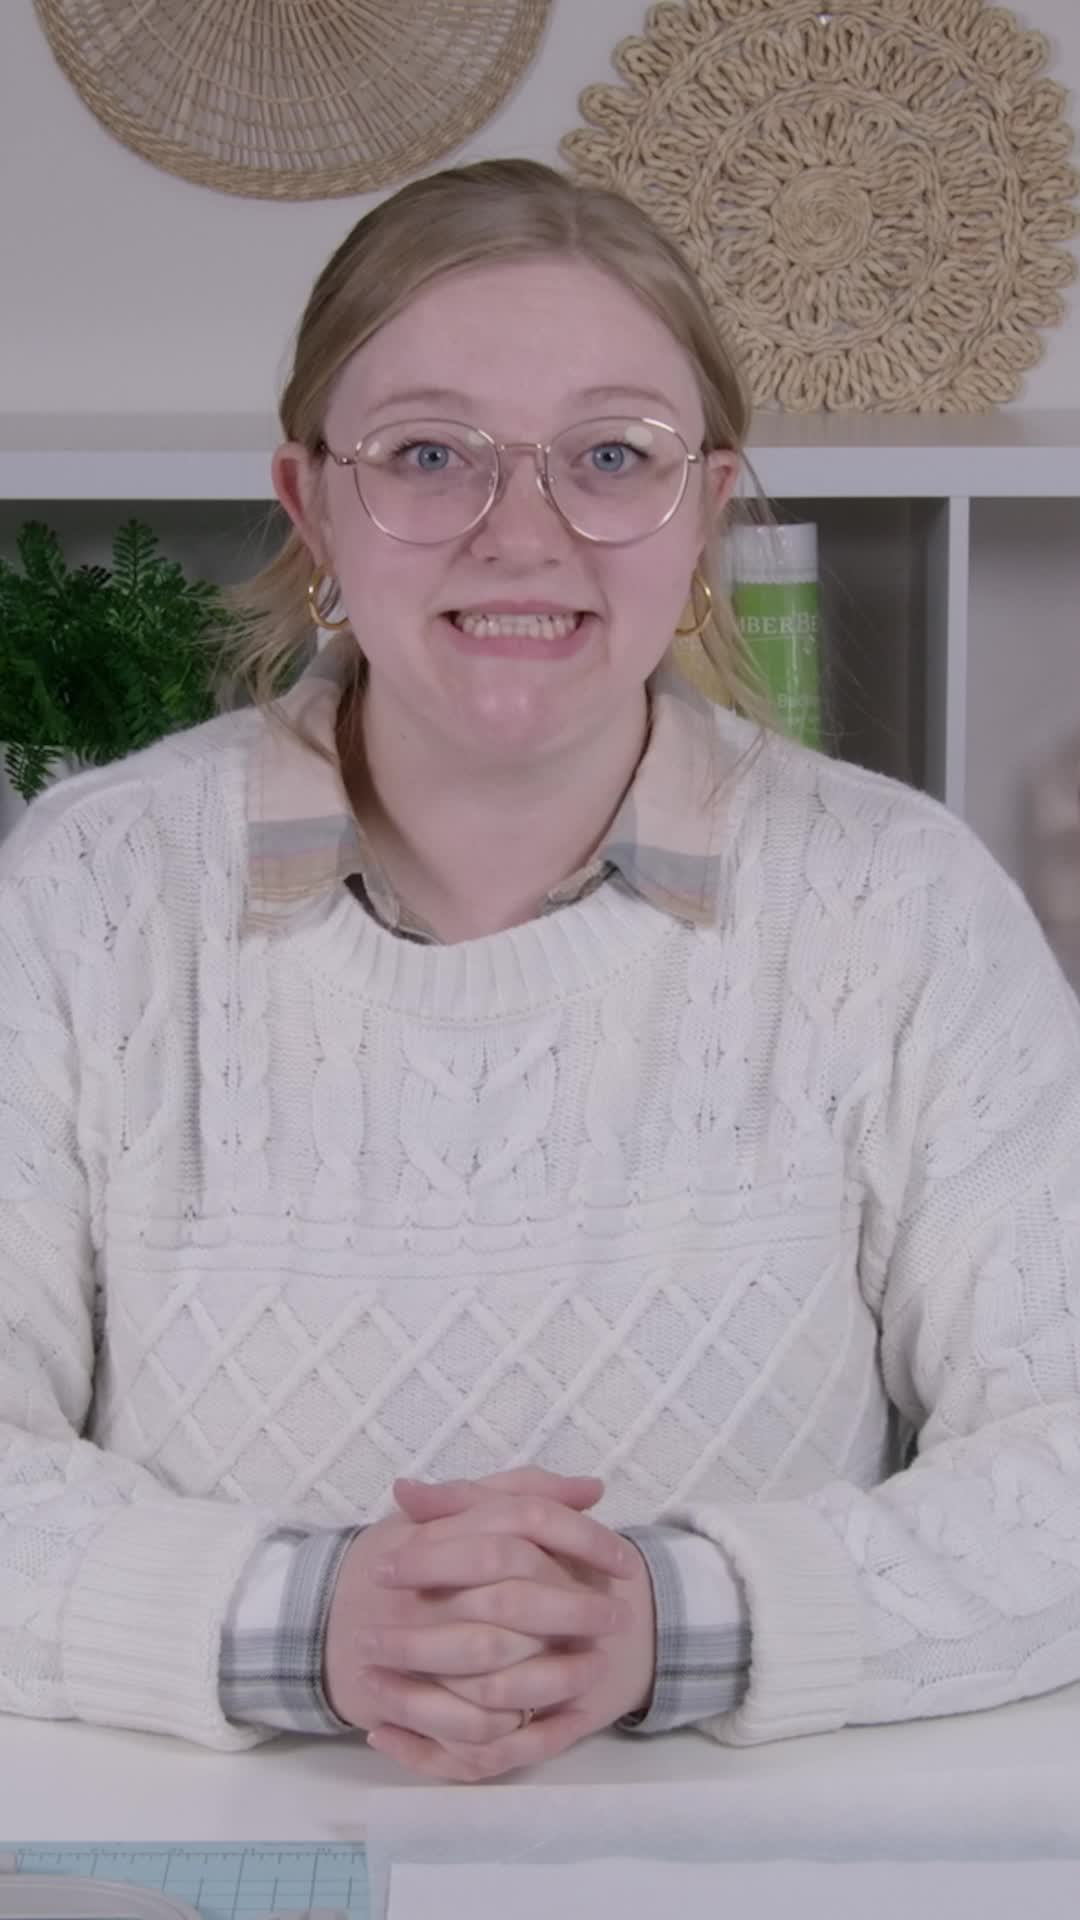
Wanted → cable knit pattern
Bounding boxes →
[2,703,1080,1750]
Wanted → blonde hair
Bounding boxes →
[228,158,769,722]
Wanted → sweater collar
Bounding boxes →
[245,633,734,935]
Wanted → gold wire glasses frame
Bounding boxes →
[314,415,703,547]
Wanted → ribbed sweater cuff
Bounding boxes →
[663,1500,862,1745]
[62,1499,277,1749]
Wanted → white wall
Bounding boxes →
[3,0,1079,419]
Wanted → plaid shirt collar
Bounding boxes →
[245,633,735,937]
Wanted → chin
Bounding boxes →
[466,696,576,760]
[447,676,589,761]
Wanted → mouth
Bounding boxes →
[442,608,592,658]
[449,610,585,640]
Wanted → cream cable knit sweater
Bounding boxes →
[2,708,1080,1752]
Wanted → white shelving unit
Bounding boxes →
[2,410,1079,909]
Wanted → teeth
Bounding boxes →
[454,612,582,639]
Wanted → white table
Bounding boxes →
[4,1680,1080,1855]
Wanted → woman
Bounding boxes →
[2,160,1080,1786]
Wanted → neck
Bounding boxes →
[341,683,649,943]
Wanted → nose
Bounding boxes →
[468,445,575,563]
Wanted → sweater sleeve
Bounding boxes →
[0,812,282,1749]
[660,839,1080,1747]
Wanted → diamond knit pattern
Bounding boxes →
[2,709,1080,1750]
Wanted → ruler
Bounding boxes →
[0,1847,368,1920]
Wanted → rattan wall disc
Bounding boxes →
[561,0,1079,412]
[34,0,553,200]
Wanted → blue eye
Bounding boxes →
[589,442,639,473]
[400,441,452,470]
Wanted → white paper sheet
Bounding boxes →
[363,1685,1080,1918]
[387,1857,1080,1920]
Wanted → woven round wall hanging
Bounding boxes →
[33,0,552,201]
[561,0,1079,411]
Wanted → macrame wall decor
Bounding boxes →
[33,0,553,200]
[561,0,1079,411]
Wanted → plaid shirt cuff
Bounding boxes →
[617,1523,751,1734]
[220,1526,362,1734]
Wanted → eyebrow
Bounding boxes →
[579,383,682,411]
[362,387,475,415]
[360,383,683,418]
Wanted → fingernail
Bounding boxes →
[371,1558,398,1582]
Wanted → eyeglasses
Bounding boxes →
[315,416,702,547]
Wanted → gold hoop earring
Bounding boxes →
[675,569,714,639]
[307,566,350,632]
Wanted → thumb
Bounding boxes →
[393,1468,605,1520]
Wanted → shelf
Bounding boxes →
[2,411,1080,501]
[746,410,1080,499]
[0,415,275,502]
[1,420,1077,964]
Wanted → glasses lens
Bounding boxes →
[546,418,690,542]
[353,420,497,542]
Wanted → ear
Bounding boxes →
[704,447,740,520]
[272,441,330,563]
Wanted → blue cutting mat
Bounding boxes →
[0,1847,368,1920]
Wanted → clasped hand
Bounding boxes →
[323,1468,656,1781]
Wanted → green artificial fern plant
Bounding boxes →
[0,519,251,802]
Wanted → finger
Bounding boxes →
[393,1470,605,1519]
[374,1529,551,1594]
[367,1705,592,1783]
[377,1497,634,1584]
[443,1577,629,1640]
[372,1538,632,1637]
[360,1669,522,1746]
[440,1646,607,1713]
[367,1722,508,1783]
[357,1618,542,1676]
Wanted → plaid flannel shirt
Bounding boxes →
[219,635,752,1735]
